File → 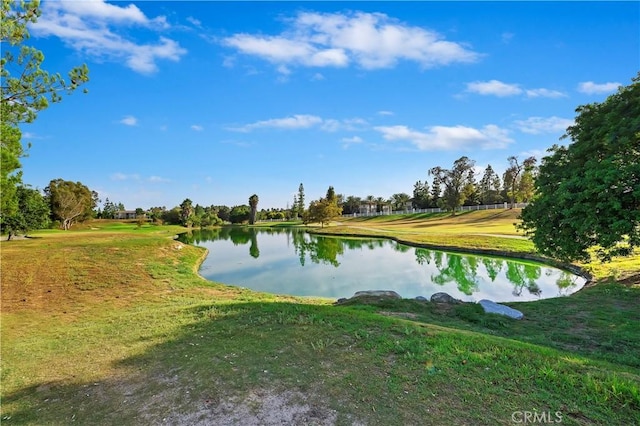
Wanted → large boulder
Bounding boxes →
[334,290,402,305]
[430,292,461,304]
[478,299,524,320]
[352,290,402,299]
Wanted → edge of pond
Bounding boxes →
[306,228,594,286]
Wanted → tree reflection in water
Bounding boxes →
[179,229,585,300]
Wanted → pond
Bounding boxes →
[179,227,587,302]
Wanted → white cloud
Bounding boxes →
[501,32,514,43]
[577,81,620,94]
[223,11,479,72]
[31,1,186,74]
[230,114,368,133]
[311,72,325,81]
[148,176,171,183]
[342,136,363,143]
[519,149,546,159]
[186,16,202,27]
[525,88,567,98]
[233,114,322,132]
[341,136,363,148]
[466,80,522,97]
[377,110,395,116]
[374,124,513,151]
[110,172,140,181]
[191,125,204,131]
[243,114,323,131]
[513,116,573,134]
[120,115,138,126]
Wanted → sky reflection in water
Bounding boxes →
[181,227,586,302]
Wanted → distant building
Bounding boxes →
[115,210,137,219]
[358,203,391,215]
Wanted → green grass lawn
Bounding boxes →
[1,218,638,425]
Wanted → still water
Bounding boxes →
[179,227,586,302]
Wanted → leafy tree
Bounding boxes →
[304,186,342,227]
[429,156,476,214]
[148,206,166,224]
[390,193,411,210]
[518,160,538,203]
[412,180,431,209]
[326,186,336,202]
[291,195,299,219]
[430,179,441,207]
[0,122,22,227]
[342,195,362,215]
[1,184,49,239]
[479,165,502,204]
[1,1,88,231]
[520,75,640,262]
[297,183,305,214]
[214,205,230,222]
[45,179,96,230]
[161,207,181,225]
[229,205,250,224]
[248,194,259,225]
[1,0,89,125]
[503,156,537,208]
[179,198,194,226]
[101,198,118,219]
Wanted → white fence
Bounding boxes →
[343,202,529,218]
[255,202,529,222]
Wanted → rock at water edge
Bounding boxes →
[478,299,524,320]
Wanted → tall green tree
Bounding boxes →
[248,194,259,225]
[429,156,476,214]
[297,183,305,214]
[0,122,22,225]
[412,180,431,209]
[1,184,49,239]
[430,179,441,208]
[1,0,89,125]
[390,193,411,210]
[342,195,362,215]
[229,205,250,224]
[304,186,342,228]
[1,0,88,232]
[101,198,118,219]
[179,198,194,226]
[479,165,502,204]
[45,179,95,230]
[503,156,537,208]
[291,195,299,219]
[520,74,640,262]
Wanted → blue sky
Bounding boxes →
[18,1,639,210]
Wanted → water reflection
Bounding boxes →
[179,227,586,301]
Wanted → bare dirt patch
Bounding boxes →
[145,388,341,426]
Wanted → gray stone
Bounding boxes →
[478,299,524,320]
[415,296,428,301]
[352,290,402,299]
[430,292,460,304]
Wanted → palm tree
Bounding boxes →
[248,194,259,225]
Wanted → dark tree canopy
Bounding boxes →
[520,74,640,262]
[429,156,475,214]
[45,179,96,230]
[248,194,259,225]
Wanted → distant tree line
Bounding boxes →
[2,1,637,262]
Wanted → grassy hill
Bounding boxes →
[1,216,638,425]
